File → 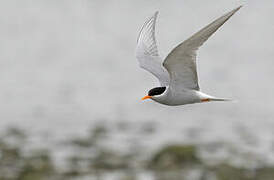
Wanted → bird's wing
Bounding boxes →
[136,11,169,86]
[163,6,242,91]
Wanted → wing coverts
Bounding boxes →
[163,6,242,91]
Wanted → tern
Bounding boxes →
[136,6,241,106]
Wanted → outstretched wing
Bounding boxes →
[163,6,242,91]
[136,11,169,86]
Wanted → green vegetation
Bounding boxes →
[0,124,274,180]
[149,145,200,170]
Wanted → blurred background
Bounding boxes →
[0,0,274,179]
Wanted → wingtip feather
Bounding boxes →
[137,11,159,44]
[229,5,243,15]
[154,11,159,17]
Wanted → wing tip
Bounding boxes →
[236,5,243,10]
[154,11,159,17]
[230,5,243,15]
[137,11,159,44]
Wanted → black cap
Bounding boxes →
[148,87,166,96]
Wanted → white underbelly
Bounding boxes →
[152,89,201,106]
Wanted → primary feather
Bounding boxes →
[163,6,242,92]
[136,12,169,86]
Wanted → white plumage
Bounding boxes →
[136,12,169,86]
[136,6,242,106]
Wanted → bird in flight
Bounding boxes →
[136,6,242,106]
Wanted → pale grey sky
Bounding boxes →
[0,0,273,159]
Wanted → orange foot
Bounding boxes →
[201,98,210,102]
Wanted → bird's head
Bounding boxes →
[142,87,166,100]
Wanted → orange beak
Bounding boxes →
[141,95,152,100]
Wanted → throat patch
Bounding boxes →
[148,87,166,96]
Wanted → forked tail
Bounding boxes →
[198,92,235,102]
[209,97,233,102]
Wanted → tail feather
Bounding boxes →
[197,92,236,103]
[209,97,234,102]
